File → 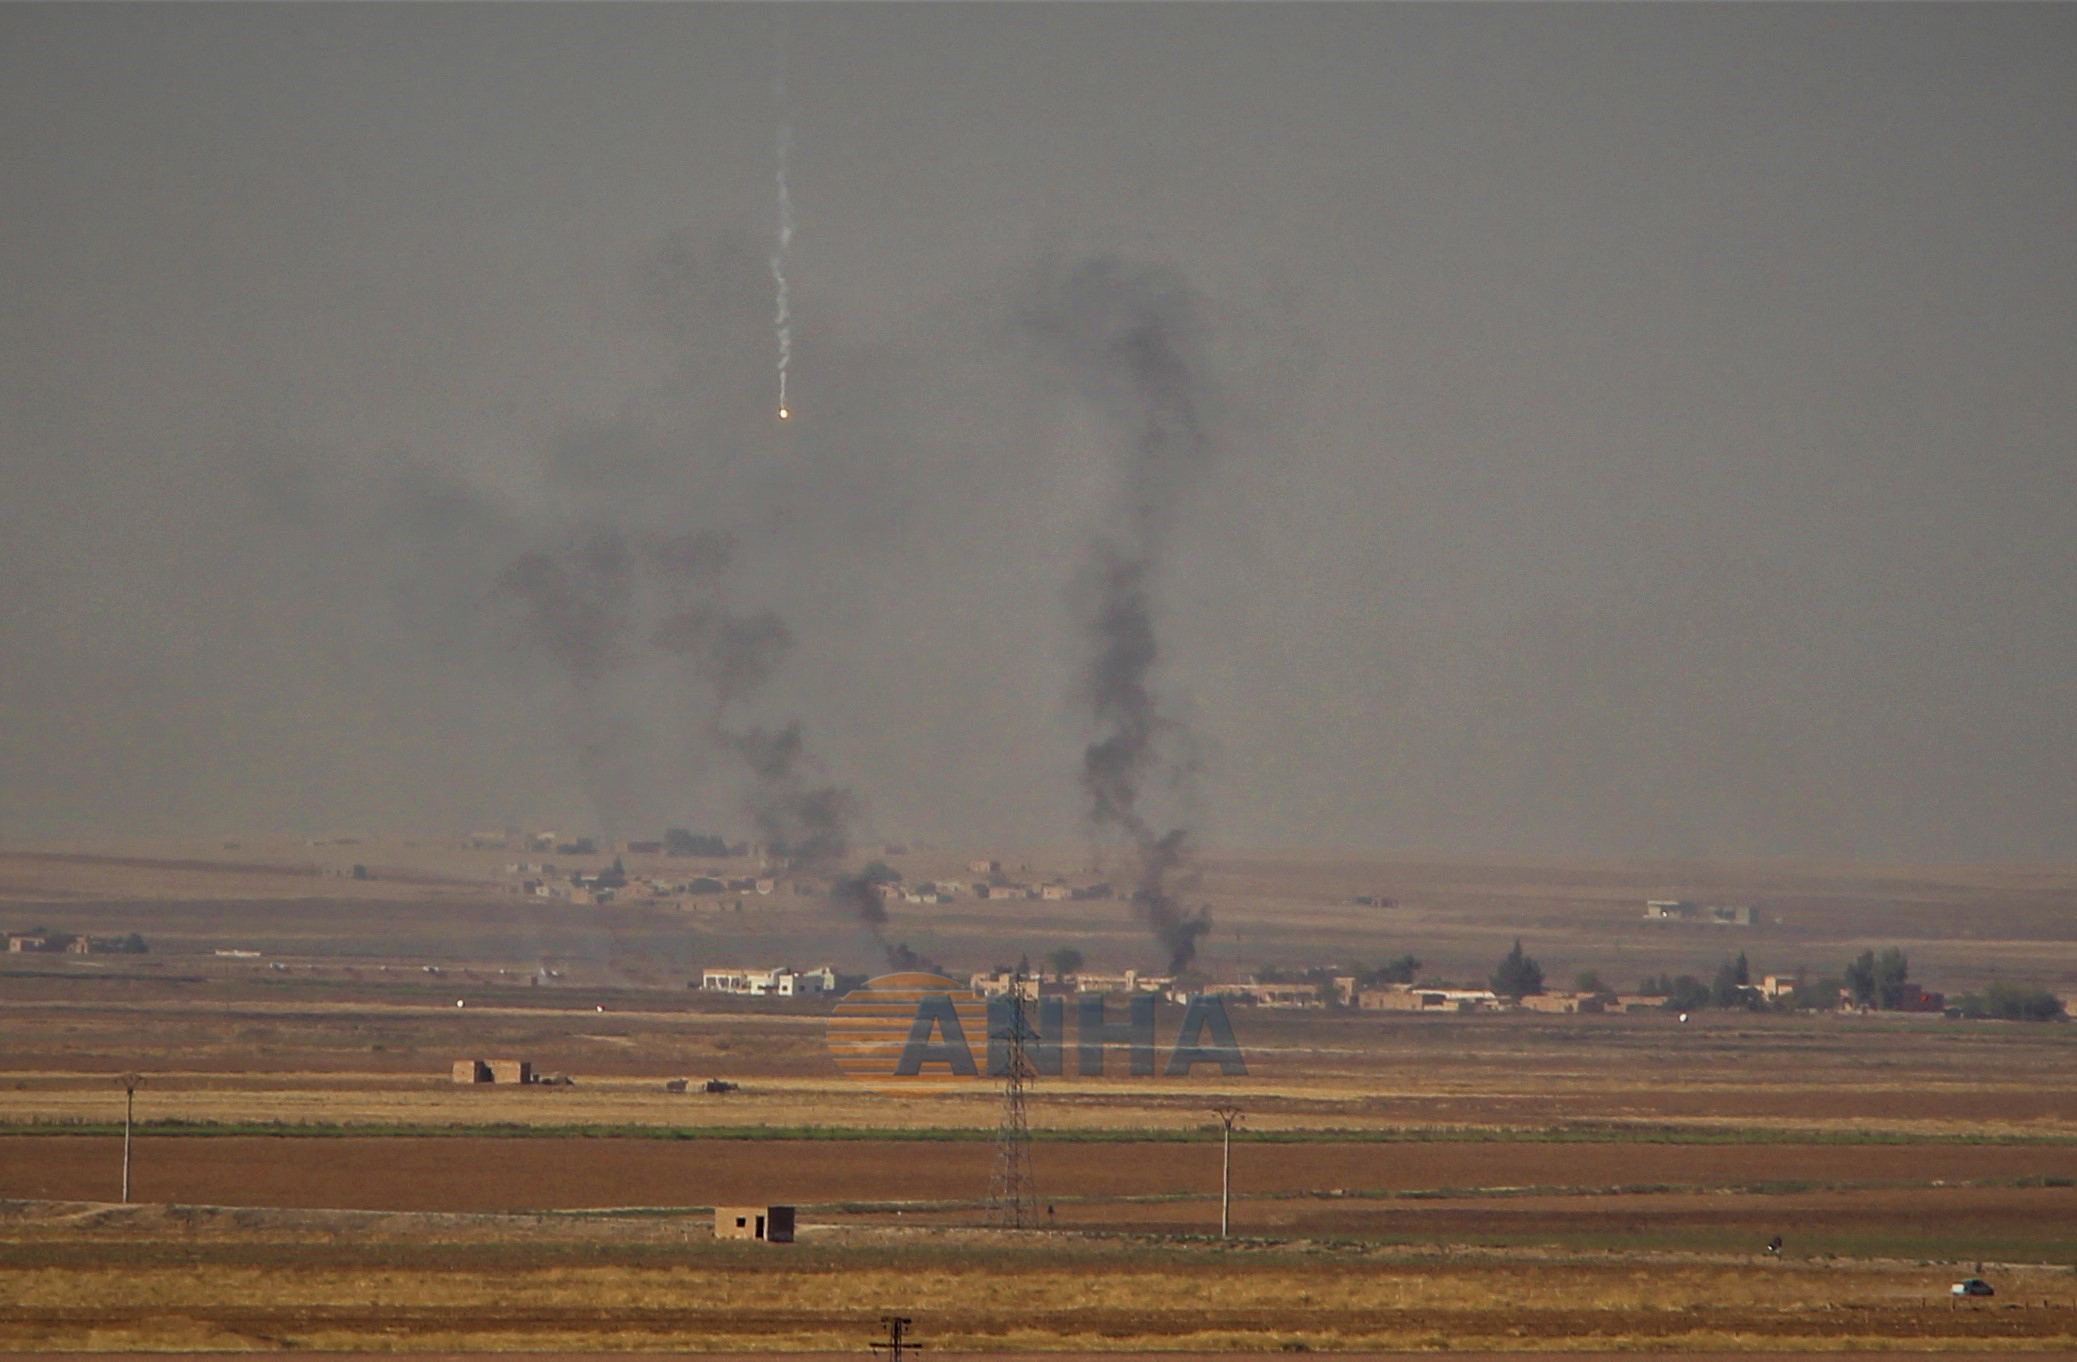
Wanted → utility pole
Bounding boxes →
[1209,1104,1242,1239]
[988,969,1037,1229]
[118,1072,143,1204]
[869,1315,920,1362]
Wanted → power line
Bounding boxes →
[1209,1104,1243,1239]
[988,972,1038,1229]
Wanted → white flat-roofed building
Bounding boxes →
[702,965,835,997]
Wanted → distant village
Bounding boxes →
[6,929,148,956]
[693,950,2059,1021]
[477,833,1123,913]
[441,828,2062,1024]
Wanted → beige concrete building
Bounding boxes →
[1357,984,1501,1012]
[452,1058,533,1084]
[715,1205,794,1242]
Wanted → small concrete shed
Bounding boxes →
[714,1205,794,1243]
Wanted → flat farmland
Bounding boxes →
[4,1207,2075,1353]
[4,987,2075,1137]
[5,841,2077,1353]
[9,1135,2077,1219]
[8,842,2077,996]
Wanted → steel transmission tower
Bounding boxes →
[987,974,1039,1228]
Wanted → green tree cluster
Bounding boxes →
[1844,947,1911,1009]
[1953,982,2065,1021]
[665,828,732,858]
[1490,939,1545,998]
[1711,952,1761,1010]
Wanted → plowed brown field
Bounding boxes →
[9,1135,2077,1213]
[7,844,2077,1353]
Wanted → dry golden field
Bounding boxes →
[3,1201,2075,1354]
[2,841,2075,1353]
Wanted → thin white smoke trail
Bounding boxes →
[770,44,793,419]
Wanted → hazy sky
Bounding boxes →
[3,4,2073,861]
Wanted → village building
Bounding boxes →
[1644,900,1754,926]
[1071,969,1172,996]
[1357,984,1502,1013]
[1205,980,1326,1009]
[700,965,836,997]
[969,969,1039,999]
[451,1058,534,1084]
[977,883,1033,900]
[714,1205,794,1243]
[1515,991,1592,1014]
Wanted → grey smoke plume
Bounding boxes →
[722,722,856,865]
[713,714,935,972]
[498,531,636,681]
[501,527,730,680]
[653,605,792,709]
[497,522,902,961]
[644,528,737,583]
[1022,257,1222,973]
[496,530,645,834]
[644,563,924,969]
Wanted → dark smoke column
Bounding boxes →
[1021,257,1223,973]
[649,557,933,973]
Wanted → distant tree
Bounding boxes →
[118,932,148,954]
[687,877,726,894]
[665,828,731,858]
[1490,939,1545,998]
[1378,953,1423,985]
[558,837,598,856]
[1712,953,1760,1010]
[1046,947,1085,981]
[1845,947,1911,1009]
[1575,969,1607,996]
[1954,982,2065,1022]
[1661,974,1711,1012]
[858,860,902,886]
[1843,951,1874,1006]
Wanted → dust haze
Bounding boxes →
[3,5,2075,862]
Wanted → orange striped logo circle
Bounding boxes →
[827,972,990,1094]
